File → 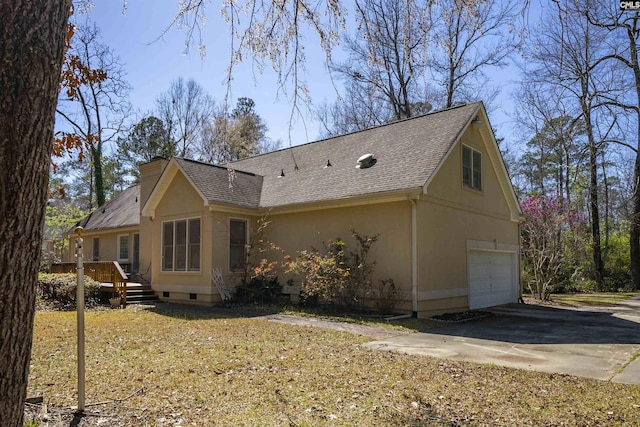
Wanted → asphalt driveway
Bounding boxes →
[364,297,640,384]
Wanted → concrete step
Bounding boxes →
[126,294,159,304]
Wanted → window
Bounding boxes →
[462,145,482,191]
[162,218,201,272]
[229,219,247,271]
[92,237,100,261]
[118,235,129,262]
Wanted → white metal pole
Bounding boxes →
[75,226,86,413]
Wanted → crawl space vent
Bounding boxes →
[356,153,377,169]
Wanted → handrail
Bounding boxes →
[51,261,128,307]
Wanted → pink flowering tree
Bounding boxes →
[520,195,587,300]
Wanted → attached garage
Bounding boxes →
[468,248,519,310]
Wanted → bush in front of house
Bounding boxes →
[233,258,283,304]
[287,228,396,312]
[37,273,102,310]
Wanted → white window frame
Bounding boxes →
[229,218,249,272]
[462,144,482,191]
[117,234,130,262]
[161,217,201,272]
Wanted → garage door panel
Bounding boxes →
[468,250,516,310]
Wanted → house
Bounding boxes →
[68,102,522,317]
[69,185,141,274]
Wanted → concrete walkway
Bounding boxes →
[364,296,640,384]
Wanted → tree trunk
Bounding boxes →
[0,1,70,426]
[629,24,640,291]
[631,150,640,290]
[92,142,105,206]
[585,110,604,288]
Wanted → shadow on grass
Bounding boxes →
[140,301,442,334]
[140,302,285,320]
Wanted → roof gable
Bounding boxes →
[141,157,263,218]
[471,107,522,221]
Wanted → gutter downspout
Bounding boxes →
[518,221,524,303]
[410,196,419,316]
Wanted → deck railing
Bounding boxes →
[51,261,128,307]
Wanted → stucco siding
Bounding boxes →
[415,128,520,317]
[150,170,212,291]
[67,228,138,264]
[426,127,512,218]
[416,200,518,315]
[267,201,413,303]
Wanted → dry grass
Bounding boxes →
[27,304,640,426]
[550,292,639,307]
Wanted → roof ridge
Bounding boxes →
[176,157,259,177]
[231,101,482,163]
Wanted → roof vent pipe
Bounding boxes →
[356,153,377,169]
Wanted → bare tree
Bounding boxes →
[56,21,131,208]
[200,97,274,163]
[586,4,640,289]
[431,0,516,108]
[331,0,431,124]
[316,79,398,137]
[522,0,616,287]
[513,82,586,202]
[0,1,70,425]
[155,77,215,158]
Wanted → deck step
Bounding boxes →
[125,288,158,304]
[100,282,158,304]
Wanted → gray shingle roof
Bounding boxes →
[174,158,263,208]
[77,185,140,231]
[98,102,481,227]
[231,102,481,208]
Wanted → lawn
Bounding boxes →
[550,292,639,307]
[27,305,640,426]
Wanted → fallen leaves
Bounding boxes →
[26,305,640,426]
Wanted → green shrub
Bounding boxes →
[37,273,102,309]
[374,279,399,314]
[286,239,350,305]
[233,275,282,304]
[603,230,632,291]
[286,229,384,311]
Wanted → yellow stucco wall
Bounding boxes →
[266,202,413,308]
[416,126,520,316]
[149,171,212,295]
[67,228,138,265]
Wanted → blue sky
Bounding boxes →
[83,0,336,147]
[83,1,520,151]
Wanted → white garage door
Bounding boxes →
[468,250,517,310]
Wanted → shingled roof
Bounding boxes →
[173,158,263,208]
[141,102,490,216]
[77,185,140,231]
[231,102,482,208]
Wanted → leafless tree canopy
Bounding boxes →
[56,20,132,208]
[155,77,215,158]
